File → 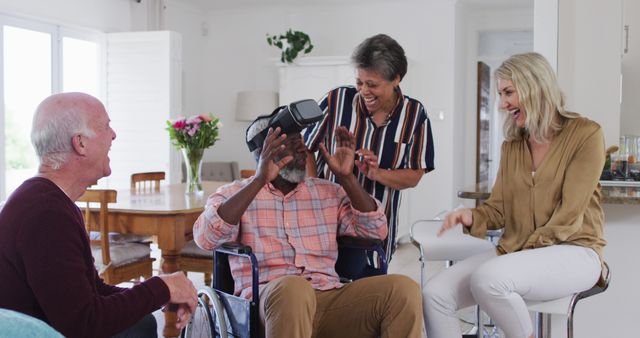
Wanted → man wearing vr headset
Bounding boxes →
[193,101,423,338]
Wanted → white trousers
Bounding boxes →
[422,245,601,338]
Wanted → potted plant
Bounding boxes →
[266,29,314,64]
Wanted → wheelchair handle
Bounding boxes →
[220,241,253,255]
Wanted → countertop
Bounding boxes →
[458,181,640,205]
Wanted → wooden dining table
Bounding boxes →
[81,181,226,337]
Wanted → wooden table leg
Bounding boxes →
[161,250,181,338]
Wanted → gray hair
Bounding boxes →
[31,94,96,170]
[351,34,407,81]
[245,116,271,161]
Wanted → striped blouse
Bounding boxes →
[303,86,435,258]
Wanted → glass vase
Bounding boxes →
[181,147,204,195]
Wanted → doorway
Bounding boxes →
[475,30,533,187]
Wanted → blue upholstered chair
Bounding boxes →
[0,308,63,338]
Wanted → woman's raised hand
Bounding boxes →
[319,126,356,179]
[355,148,380,181]
[437,208,473,236]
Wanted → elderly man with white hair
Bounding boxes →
[0,92,197,338]
[193,110,424,338]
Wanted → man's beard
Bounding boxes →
[279,167,306,183]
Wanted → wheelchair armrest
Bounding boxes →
[337,236,383,250]
[219,241,253,255]
[214,242,260,306]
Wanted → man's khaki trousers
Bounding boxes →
[259,274,423,338]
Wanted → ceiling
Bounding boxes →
[458,0,532,9]
[181,0,533,11]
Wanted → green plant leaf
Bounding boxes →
[266,28,313,63]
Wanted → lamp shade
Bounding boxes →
[235,90,279,121]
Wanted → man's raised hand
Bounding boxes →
[255,127,292,184]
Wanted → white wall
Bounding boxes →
[0,0,132,32]
[162,0,209,181]
[533,0,558,71]
[202,0,458,228]
[557,0,622,147]
[164,0,205,116]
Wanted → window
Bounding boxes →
[0,16,104,199]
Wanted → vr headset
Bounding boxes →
[246,99,324,152]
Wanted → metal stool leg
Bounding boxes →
[534,312,551,338]
[476,306,483,338]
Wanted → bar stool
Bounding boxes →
[526,261,611,338]
[410,218,498,337]
[410,218,495,287]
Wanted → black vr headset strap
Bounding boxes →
[246,105,285,152]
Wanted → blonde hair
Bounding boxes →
[495,52,578,143]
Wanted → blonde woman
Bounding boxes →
[422,52,606,338]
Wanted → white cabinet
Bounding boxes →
[277,56,354,105]
[621,0,640,135]
[556,0,622,147]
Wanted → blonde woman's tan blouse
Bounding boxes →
[469,117,607,258]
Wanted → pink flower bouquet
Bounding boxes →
[166,114,221,151]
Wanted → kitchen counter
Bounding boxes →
[458,181,640,205]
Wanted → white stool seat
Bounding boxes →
[410,219,495,291]
[411,220,495,262]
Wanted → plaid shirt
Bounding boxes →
[193,177,388,299]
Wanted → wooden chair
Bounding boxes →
[180,242,214,286]
[129,173,214,285]
[240,169,256,178]
[78,189,154,285]
[130,171,165,193]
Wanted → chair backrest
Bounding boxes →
[77,189,117,268]
[183,161,239,182]
[214,242,260,338]
[240,169,255,179]
[131,172,165,192]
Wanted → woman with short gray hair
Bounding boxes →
[304,34,435,276]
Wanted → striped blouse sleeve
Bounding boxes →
[407,104,435,172]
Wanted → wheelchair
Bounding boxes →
[181,237,388,338]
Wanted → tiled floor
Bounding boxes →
[148,239,494,337]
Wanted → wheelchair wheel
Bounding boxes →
[181,286,228,338]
